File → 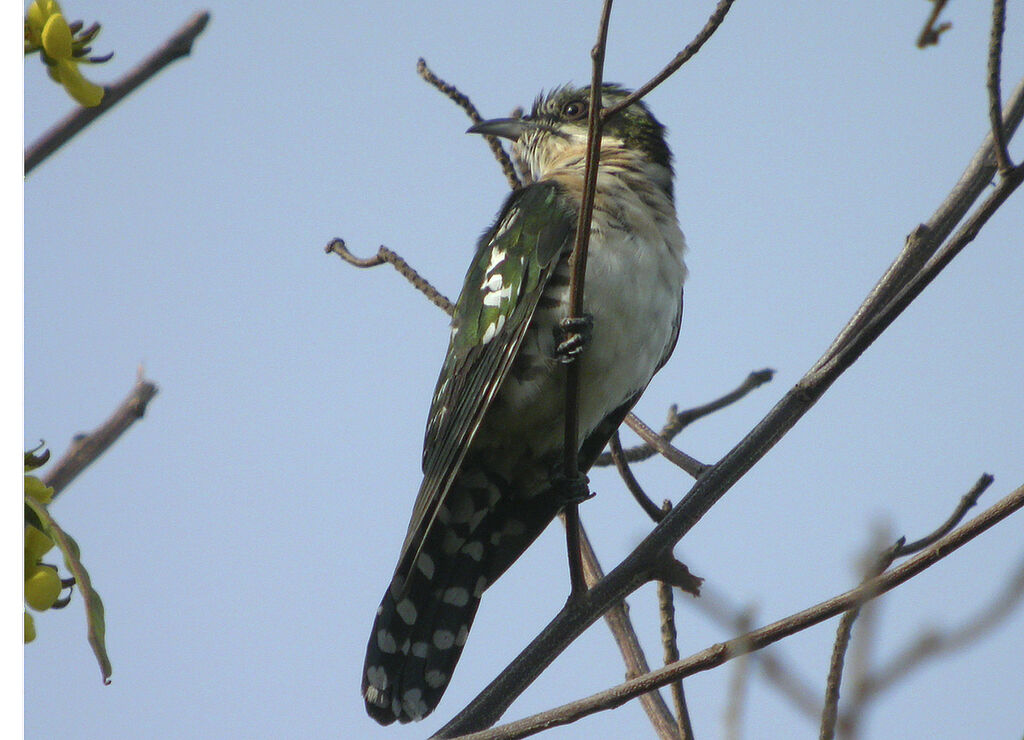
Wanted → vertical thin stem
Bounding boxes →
[562,0,615,597]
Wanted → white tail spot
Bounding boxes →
[433,629,455,650]
[443,586,469,607]
[396,599,417,625]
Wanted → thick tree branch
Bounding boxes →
[42,373,158,498]
[25,11,210,174]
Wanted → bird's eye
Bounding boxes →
[561,100,588,120]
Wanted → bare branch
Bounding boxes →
[445,484,1024,740]
[602,0,737,119]
[417,58,521,190]
[657,568,693,739]
[987,0,1014,173]
[575,521,682,740]
[916,0,952,48]
[691,584,822,720]
[623,414,708,478]
[857,557,1024,701]
[325,238,454,315]
[25,11,211,174]
[609,431,665,522]
[559,0,616,600]
[722,609,755,740]
[894,474,993,556]
[821,474,994,739]
[595,370,774,468]
[42,372,158,497]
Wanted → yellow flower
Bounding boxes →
[25,1,110,107]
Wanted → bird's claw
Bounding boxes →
[552,471,593,506]
[555,314,594,364]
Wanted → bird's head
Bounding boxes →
[468,84,673,196]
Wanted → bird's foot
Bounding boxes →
[552,471,593,506]
[554,314,594,364]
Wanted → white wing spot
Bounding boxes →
[411,641,429,658]
[377,629,397,654]
[456,624,470,646]
[397,599,417,625]
[494,314,506,333]
[481,321,497,345]
[486,273,503,292]
[486,247,507,273]
[425,669,448,689]
[492,210,518,241]
[473,575,488,598]
[462,541,484,562]
[433,629,455,650]
[443,586,470,607]
[416,553,435,580]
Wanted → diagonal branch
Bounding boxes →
[25,11,210,174]
[595,369,774,468]
[325,238,454,314]
[602,0,737,119]
[417,58,521,190]
[42,372,158,498]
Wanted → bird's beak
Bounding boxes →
[467,117,531,141]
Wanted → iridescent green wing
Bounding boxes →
[394,180,575,581]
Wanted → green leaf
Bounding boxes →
[23,496,111,684]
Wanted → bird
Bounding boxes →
[362,83,688,725]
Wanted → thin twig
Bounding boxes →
[445,484,1024,740]
[821,475,994,740]
[560,0,615,600]
[595,370,773,468]
[691,584,822,720]
[987,0,1014,173]
[856,557,1024,701]
[623,414,708,478]
[657,500,693,740]
[722,609,754,740]
[916,0,952,48]
[325,238,454,315]
[609,431,665,522]
[25,11,211,174]
[42,372,158,497]
[576,521,682,740]
[894,474,993,556]
[602,0,736,119]
[417,58,521,190]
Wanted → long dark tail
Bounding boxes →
[362,469,560,724]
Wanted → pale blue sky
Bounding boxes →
[23,2,1024,738]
